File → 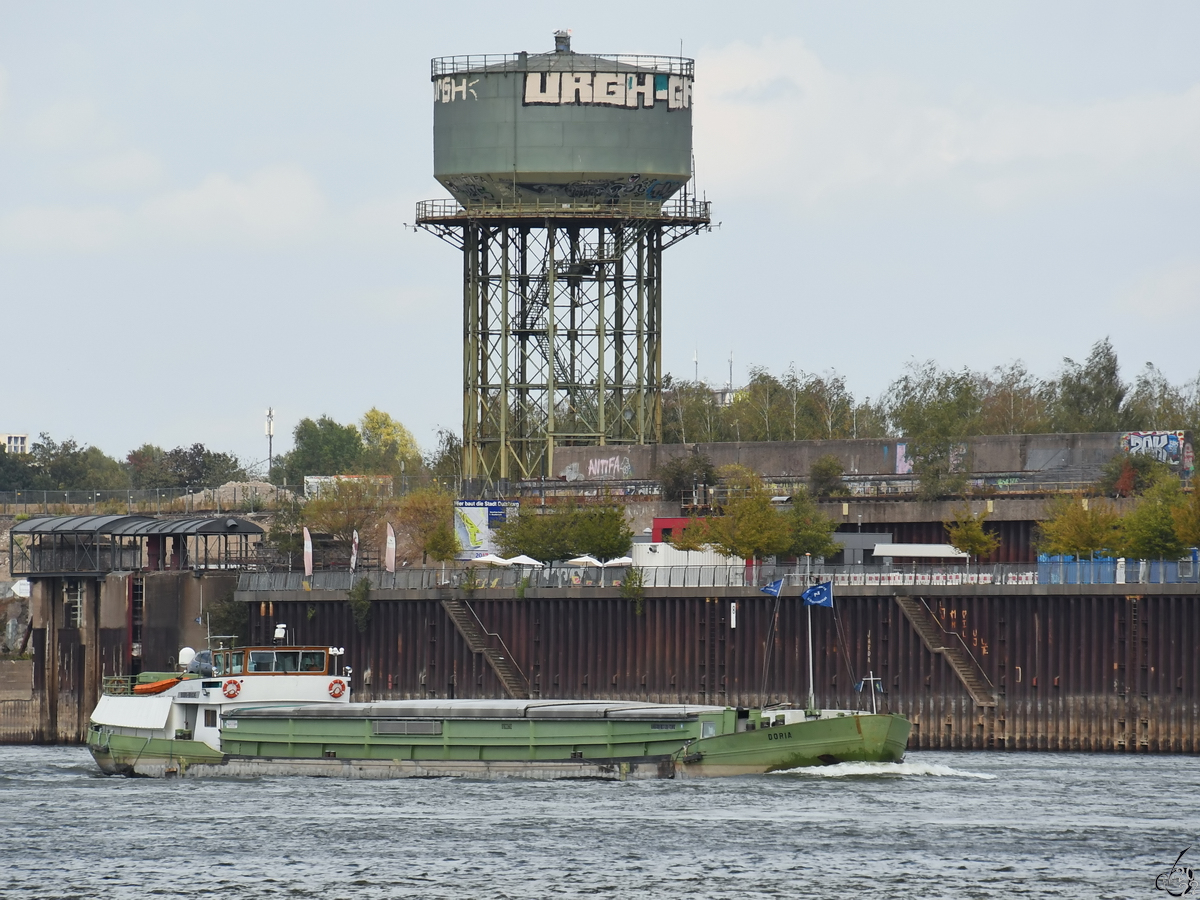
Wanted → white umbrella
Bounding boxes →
[565,555,602,567]
[466,553,512,567]
[603,556,633,567]
[505,554,545,568]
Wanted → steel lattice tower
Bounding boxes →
[418,34,710,493]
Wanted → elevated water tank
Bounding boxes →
[431,32,694,206]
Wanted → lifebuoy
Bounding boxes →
[328,679,347,699]
[222,679,241,699]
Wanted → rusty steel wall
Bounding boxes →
[254,590,1200,753]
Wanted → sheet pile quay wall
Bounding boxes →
[243,584,1200,753]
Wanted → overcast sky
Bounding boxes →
[2,2,1198,469]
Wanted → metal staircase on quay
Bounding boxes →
[441,599,530,699]
[895,596,996,707]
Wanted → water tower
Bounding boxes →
[417,32,711,494]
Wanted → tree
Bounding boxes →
[943,504,1001,563]
[1123,363,1188,432]
[1047,338,1127,433]
[302,478,392,557]
[126,444,171,488]
[493,503,632,563]
[727,367,789,442]
[30,434,127,490]
[662,379,727,444]
[784,487,841,559]
[423,427,463,489]
[0,447,38,491]
[394,486,458,565]
[655,454,716,502]
[808,454,848,499]
[1120,477,1184,560]
[806,370,855,440]
[1037,495,1121,558]
[281,416,363,485]
[1098,454,1172,498]
[162,443,246,487]
[978,361,1051,435]
[886,362,980,499]
[127,442,245,489]
[569,505,633,561]
[494,507,575,563]
[360,408,421,480]
[1173,488,1200,549]
[703,465,791,562]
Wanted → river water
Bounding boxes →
[1,746,1196,899]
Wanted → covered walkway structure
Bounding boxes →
[9,514,264,577]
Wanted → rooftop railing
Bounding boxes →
[416,196,711,223]
[430,54,694,78]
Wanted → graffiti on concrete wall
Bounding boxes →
[523,72,692,109]
[1122,431,1195,474]
[563,455,634,482]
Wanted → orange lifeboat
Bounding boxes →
[133,677,182,695]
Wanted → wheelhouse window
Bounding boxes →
[228,651,244,675]
[300,651,326,673]
[249,651,274,672]
[274,651,299,673]
[212,654,225,676]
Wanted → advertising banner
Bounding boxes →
[454,501,520,559]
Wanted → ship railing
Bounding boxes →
[431,54,694,78]
[102,676,137,696]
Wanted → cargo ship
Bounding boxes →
[87,644,910,779]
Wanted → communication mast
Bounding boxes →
[418,32,711,494]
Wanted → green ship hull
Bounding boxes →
[88,700,910,779]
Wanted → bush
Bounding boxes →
[655,455,716,502]
[808,455,849,498]
[348,577,372,632]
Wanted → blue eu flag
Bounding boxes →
[801,581,834,607]
[760,579,784,597]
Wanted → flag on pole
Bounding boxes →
[303,527,313,577]
[760,578,784,597]
[350,529,359,573]
[802,581,833,607]
[385,523,396,573]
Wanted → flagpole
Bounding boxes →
[807,603,815,712]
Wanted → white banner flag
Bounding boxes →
[385,523,396,573]
[303,527,313,577]
[350,529,359,573]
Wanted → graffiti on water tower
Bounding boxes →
[523,72,692,110]
[1121,431,1194,474]
[563,454,634,482]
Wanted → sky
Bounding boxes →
[2,1,1198,470]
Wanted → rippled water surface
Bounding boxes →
[2,746,1197,898]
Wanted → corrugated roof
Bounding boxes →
[11,515,263,536]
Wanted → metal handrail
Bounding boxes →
[915,597,994,691]
[431,54,694,78]
[416,197,711,223]
[458,599,528,684]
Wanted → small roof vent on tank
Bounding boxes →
[430,32,696,207]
